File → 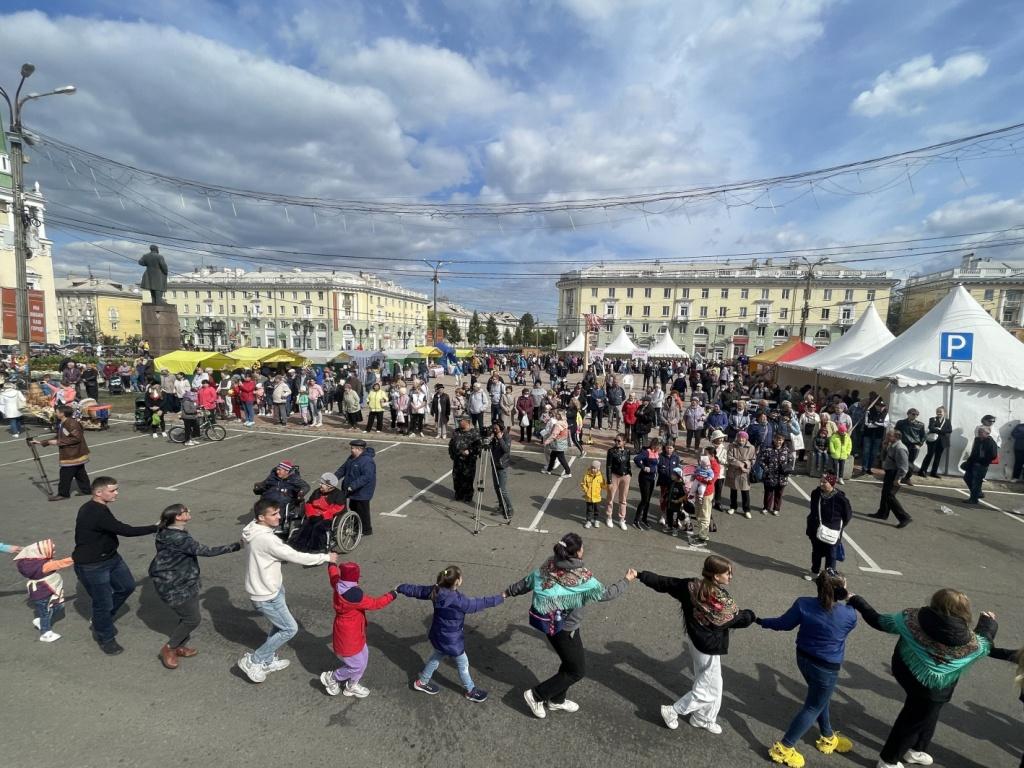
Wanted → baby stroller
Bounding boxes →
[108,376,124,395]
[134,398,149,432]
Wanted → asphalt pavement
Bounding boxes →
[0,419,1021,768]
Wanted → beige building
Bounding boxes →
[899,254,1024,338]
[0,131,60,344]
[556,259,897,359]
[54,277,144,342]
[167,267,429,351]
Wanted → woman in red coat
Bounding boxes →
[290,473,346,553]
[237,373,257,426]
[321,561,397,698]
[621,392,641,444]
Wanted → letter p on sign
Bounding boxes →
[940,332,973,361]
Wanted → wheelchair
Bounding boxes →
[269,494,363,554]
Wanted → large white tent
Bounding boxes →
[602,329,640,356]
[776,304,894,389]
[827,286,1024,475]
[559,331,586,353]
[647,331,689,359]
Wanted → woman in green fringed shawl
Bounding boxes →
[506,532,636,719]
[847,588,997,768]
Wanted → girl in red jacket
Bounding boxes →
[321,561,397,698]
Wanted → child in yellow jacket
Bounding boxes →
[827,424,853,484]
[580,460,607,529]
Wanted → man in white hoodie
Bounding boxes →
[238,498,337,683]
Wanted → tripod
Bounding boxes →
[472,442,511,535]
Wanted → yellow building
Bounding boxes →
[557,259,897,359]
[167,267,429,351]
[898,254,1024,338]
[54,277,144,342]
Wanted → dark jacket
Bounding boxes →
[254,469,310,508]
[72,500,158,565]
[965,435,998,467]
[54,417,89,466]
[927,415,952,448]
[430,392,451,421]
[807,488,853,538]
[336,447,377,501]
[758,596,858,667]
[605,446,632,480]
[397,584,503,656]
[638,571,755,655]
[448,428,482,463]
[1012,423,1024,451]
[656,451,682,486]
[634,447,660,478]
[490,431,512,470]
[758,443,792,487]
[989,645,1024,703]
[895,417,926,447]
[148,528,239,606]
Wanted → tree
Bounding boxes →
[484,316,500,345]
[538,328,557,348]
[518,313,536,345]
[75,319,97,344]
[467,310,483,343]
[429,311,463,344]
[502,328,514,345]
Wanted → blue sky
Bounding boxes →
[2,1,1023,321]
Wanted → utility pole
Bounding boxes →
[0,65,75,359]
[423,260,445,344]
[798,257,828,340]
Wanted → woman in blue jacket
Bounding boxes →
[633,438,662,529]
[399,565,504,703]
[757,571,858,767]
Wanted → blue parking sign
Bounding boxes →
[940,332,973,361]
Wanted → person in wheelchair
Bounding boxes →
[252,460,310,535]
[290,473,347,553]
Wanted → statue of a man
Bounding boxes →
[139,244,169,304]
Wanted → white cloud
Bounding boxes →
[923,194,1024,234]
[851,52,989,117]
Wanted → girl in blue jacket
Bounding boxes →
[399,565,504,703]
[757,571,858,768]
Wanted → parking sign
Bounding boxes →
[939,332,973,361]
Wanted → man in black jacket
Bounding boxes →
[489,421,513,518]
[963,427,998,503]
[894,408,926,484]
[72,476,159,655]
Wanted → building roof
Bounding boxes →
[55,277,143,299]
[904,256,1024,288]
[557,260,894,285]
[168,266,428,300]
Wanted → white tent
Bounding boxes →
[647,331,690,359]
[602,329,640,356]
[776,304,894,388]
[828,286,1024,475]
[559,331,586,353]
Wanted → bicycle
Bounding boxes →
[168,411,226,444]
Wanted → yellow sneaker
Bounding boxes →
[816,733,853,754]
[768,742,806,767]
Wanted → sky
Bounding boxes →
[2,1,1023,324]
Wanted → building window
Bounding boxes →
[626,287,634,298]
[739,307,748,318]
[761,288,770,299]
[622,325,634,336]
[820,308,830,320]
[716,324,726,336]
[607,287,616,298]
[774,328,789,340]
[757,326,766,337]
[780,308,788,319]
[591,288,598,297]
[984,289,995,301]
[803,288,810,300]
[823,289,832,301]
[678,306,689,319]
[319,306,325,315]
[700,288,709,299]
[664,288,672,299]
[194,291,199,299]
[844,289,854,301]
[757,307,769,320]
[590,305,597,314]
[218,305,224,314]
[866,289,876,301]
[740,288,749,299]
[662,306,670,316]
[230,305,236,314]
[720,288,729,299]
[814,329,831,347]
[841,307,852,320]
[304,291,310,300]
[605,304,615,316]
[782,288,791,299]
[718,307,727,317]
[625,305,633,317]
[644,287,651,298]
[291,291,298,300]
[642,305,651,317]
[680,288,689,299]
[699,306,708,318]
[206,290,212,299]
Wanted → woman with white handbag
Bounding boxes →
[803,474,853,581]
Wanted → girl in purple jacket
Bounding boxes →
[398,565,504,703]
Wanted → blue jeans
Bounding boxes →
[420,649,474,692]
[74,554,137,644]
[251,587,298,664]
[781,653,840,747]
[242,401,255,422]
[33,598,63,633]
[861,435,881,472]
[8,416,22,435]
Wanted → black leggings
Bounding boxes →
[410,413,424,434]
[533,628,585,705]
[880,683,948,764]
[546,451,571,474]
[366,411,383,432]
[635,475,656,524]
[729,488,751,512]
[919,440,944,475]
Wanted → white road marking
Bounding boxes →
[953,488,1024,525]
[155,436,322,491]
[95,435,244,474]
[0,433,147,468]
[852,476,1023,497]
[374,442,402,455]
[381,470,453,518]
[519,457,578,533]
[787,477,902,576]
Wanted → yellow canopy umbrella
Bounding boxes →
[454,348,475,358]
[415,345,443,357]
[227,346,308,366]
[153,350,235,375]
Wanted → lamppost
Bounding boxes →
[0,64,75,359]
[424,260,445,343]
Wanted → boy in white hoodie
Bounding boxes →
[238,498,338,683]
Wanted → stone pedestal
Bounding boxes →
[141,303,180,357]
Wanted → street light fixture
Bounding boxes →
[0,64,76,360]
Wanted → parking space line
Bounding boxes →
[787,477,902,576]
[94,434,244,474]
[381,470,453,518]
[374,442,401,455]
[953,488,1024,525]
[155,436,323,491]
[0,433,147,468]
[518,456,577,533]
[852,476,1024,498]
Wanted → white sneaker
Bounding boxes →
[39,631,61,642]
[771,509,779,516]
[32,618,41,629]
[547,699,579,712]
[261,656,291,673]
[344,680,370,698]
[761,508,769,515]
[161,432,167,438]
[606,518,614,528]
[523,689,547,719]
[540,469,551,475]
[727,508,736,515]
[689,715,722,734]
[320,671,341,696]
[561,472,572,478]
[152,433,159,439]
[743,511,752,519]
[660,704,679,730]
[803,572,817,581]
[903,751,933,766]
[838,478,845,485]
[584,520,592,529]
[876,761,904,768]
[237,653,267,683]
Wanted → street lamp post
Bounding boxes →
[424,260,444,343]
[0,64,76,359]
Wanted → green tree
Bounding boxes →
[467,310,483,343]
[518,312,536,345]
[75,319,97,344]
[538,328,557,347]
[484,316,500,345]
[502,328,513,345]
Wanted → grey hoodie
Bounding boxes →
[241,520,330,601]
